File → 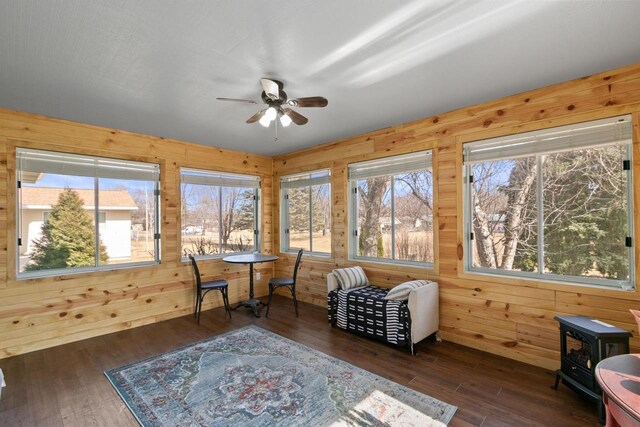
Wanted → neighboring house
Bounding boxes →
[414,215,433,231]
[380,216,401,232]
[488,213,507,233]
[20,187,138,260]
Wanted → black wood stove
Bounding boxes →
[552,315,631,422]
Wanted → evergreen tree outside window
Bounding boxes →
[280,169,331,256]
[348,150,434,266]
[28,189,108,271]
[463,115,634,289]
[180,168,260,259]
[17,148,160,278]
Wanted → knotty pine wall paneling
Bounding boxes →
[0,110,273,358]
[272,63,640,370]
[3,63,640,369]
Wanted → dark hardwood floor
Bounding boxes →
[0,296,600,426]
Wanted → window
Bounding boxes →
[180,168,260,258]
[17,148,160,278]
[280,169,331,256]
[463,115,634,289]
[349,150,434,266]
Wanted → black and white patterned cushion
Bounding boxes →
[332,266,368,290]
[384,280,431,301]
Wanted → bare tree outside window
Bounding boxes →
[221,187,255,253]
[311,183,331,252]
[395,171,434,263]
[468,143,631,286]
[357,176,390,258]
[471,157,538,271]
[180,169,259,258]
[353,160,434,264]
[181,184,220,256]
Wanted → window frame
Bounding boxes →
[16,148,161,280]
[179,167,261,261]
[280,169,332,257]
[348,150,435,268]
[462,116,635,290]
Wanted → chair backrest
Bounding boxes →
[292,249,303,284]
[188,255,202,290]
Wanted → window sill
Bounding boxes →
[461,268,635,292]
[280,249,331,259]
[180,251,256,263]
[17,260,160,281]
[349,256,435,271]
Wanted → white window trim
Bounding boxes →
[280,169,331,257]
[463,116,635,290]
[180,167,261,261]
[16,148,161,280]
[348,150,434,268]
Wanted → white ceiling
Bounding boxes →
[1,1,640,156]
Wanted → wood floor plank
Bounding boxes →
[0,296,601,426]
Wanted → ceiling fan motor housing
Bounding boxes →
[261,90,287,105]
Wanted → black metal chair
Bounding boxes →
[266,249,303,317]
[188,255,231,324]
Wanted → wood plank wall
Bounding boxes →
[2,63,640,368]
[272,63,640,370]
[0,110,274,358]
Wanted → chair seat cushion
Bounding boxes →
[201,280,228,289]
[269,277,294,286]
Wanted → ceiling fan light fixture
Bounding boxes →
[259,115,271,127]
[218,78,327,131]
[265,107,277,121]
[280,113,292,127]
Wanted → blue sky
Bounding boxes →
[26,174,152,193]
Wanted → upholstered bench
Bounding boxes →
[327,267,439,354]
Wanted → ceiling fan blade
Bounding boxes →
[283,108,308,125]
[216,97,259,104]
[246,109,266,124]
[288,96,328,108]
[261,78,280,100]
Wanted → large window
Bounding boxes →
[463,115,634,289]
[180,168,260,258]
[17,148,160,278]
[349,150,434,266]
[280,169,331,256]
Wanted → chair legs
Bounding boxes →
[195,287,231,324]
[291,287,299,317]
[266,285,274,318]
[222,287,232,319]
[266,285,298,317]
[194,290,200,318]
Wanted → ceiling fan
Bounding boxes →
[216,78,328,128]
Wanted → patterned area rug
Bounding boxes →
[105,325,456,426]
